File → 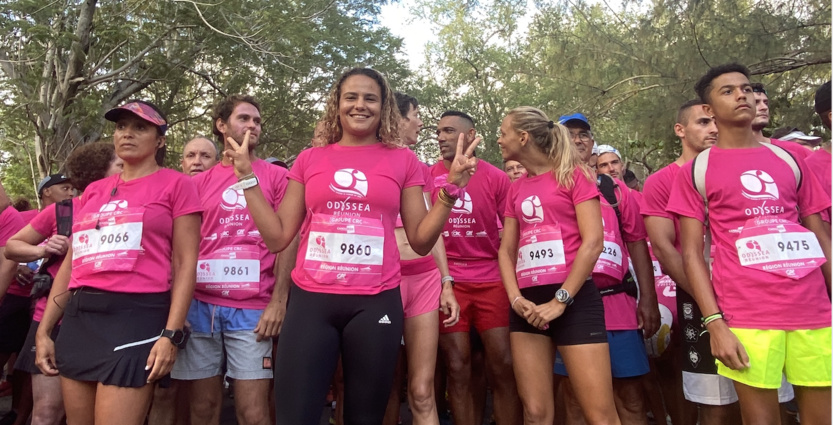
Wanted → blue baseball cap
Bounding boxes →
[558,113,591,130]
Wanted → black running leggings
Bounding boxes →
[274,284,404,425]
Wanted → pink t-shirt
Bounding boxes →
[505,168,598,289]
[29,198,82,321]
[396,163,434,228]
[431,160,510,282]
[640,164,682,252]
[19,209,38,223]
[0,208,27,297]
[805,149,831,222]
[596,176,647,331]
[667,145,831,330]
[70,169,202,293]
[289,143,424,295]
[770,138,811,161]
[193,159,288,309]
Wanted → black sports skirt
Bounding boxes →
[55,287,170,388]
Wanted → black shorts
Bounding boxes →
[509,281,607,346]
[0,293,32,354]
[55,287,170,388]
[14,320,60,375]
[677,288,718,374]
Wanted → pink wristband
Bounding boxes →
[442,182,464,199]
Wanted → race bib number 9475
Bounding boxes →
[735,216,826,280]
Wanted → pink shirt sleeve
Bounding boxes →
[795,156,831,218]
[666,162,706,223]
[29,203,57,238]
[288,148,310,184]
[0,208,25,246]
[618,184,648,242]
[494,170,511,222]
[640,168,674,219]
[572,170,600,206]
[504,179,519,219]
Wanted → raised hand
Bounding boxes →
[446,133,481,188]
[224,130,253,178]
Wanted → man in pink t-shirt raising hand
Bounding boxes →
[171,95,290,425]
[431,110,521,425]
[667,63,832,425]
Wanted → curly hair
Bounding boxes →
[318,68,402,148]
[65,142,117,192]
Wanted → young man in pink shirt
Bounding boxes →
[171,95,291,425]
[557,113,660,425]
[431,110,522,425]
[668,63,831,424]
[806,80,831,223]
[750,83,811,160]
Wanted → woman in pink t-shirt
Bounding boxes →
[497,107,620,425]
[223,68,478,424]
[6,142,122,425]
[34,101,202,425]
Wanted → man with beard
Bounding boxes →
[171,95,291,425]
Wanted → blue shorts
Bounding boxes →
[554,329,649,378]
[186,298,263,333]
[171,299,272,380]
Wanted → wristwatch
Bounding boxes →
[231,176,259,191]
[160,328,189,349]
[441,275,455,287]
[554,288,574,306]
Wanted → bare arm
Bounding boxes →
[255,234,299,340]
[643,216,691,293]
[146,212,201,382]
[679,216,748,370]
[802,213,831,292]
[35,247,73,375]
[6,225,50,262]
[0,247,18,299]
[424,192,459,326]
[223,132,306,253]
[626,239,659,337]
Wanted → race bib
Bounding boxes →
[303,214,384,286]
[72,208,143,278]
[197,245,260,300]
[735,216,826,280]
[593,228,625,280]
[516,224,567,288]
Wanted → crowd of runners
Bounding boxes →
[0,63,829,425]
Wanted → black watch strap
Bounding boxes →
[160,328,189,349]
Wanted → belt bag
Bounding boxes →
[599,271,637,298]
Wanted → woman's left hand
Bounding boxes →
[224,130,254,179]
[446,133,481,189]
[145,337,177,383]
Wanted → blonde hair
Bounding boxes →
[318,68,403,148]
[506,106,592,189]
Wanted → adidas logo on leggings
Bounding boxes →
[378,315,391,325]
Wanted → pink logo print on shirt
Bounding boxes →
[521,195,544,224]
[740,170,779,201]
[199,262,211,272]
[78,234,90,245]
[221,187,247,211]
[451,192,473,214]
[315,235,327,249]
[330,169,368,197]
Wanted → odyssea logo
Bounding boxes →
[740,170,779,201]
[315,235,327,250]
[520,195,544,224]
[99,200,128,212]
[330,169,368,198]
[221,186,247,211]
[197,261,215,280]
[451,192,473,214]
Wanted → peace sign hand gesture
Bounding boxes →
[224,130,253,178]
[446,133,481,189]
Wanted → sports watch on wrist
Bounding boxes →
[554,288,574,306]
[160,328,189,349]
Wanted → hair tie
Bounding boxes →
[547,120,555,129]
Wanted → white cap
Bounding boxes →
[596,144,621,159]
[778,131,822,146]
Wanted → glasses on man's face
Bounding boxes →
[570,132,592,143]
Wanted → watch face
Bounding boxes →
[555,289,567,302]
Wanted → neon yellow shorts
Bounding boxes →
[717,327,832,389]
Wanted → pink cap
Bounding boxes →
[105,101,168,134]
